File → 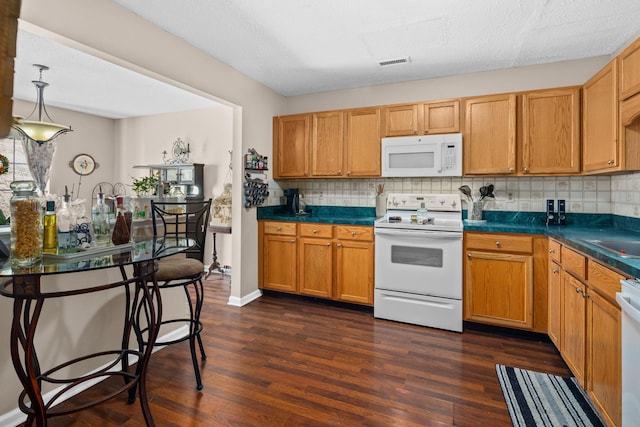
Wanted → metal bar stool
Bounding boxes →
[149,198,212,390]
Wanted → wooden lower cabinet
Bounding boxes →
[336,240,374,305]
[464,232,547,332]
[588,290,621,427]
[547,238,624,426]
[259,221,374,306]
[560,272,587,386]
[299,236,333,298]
[262,234,297,293]
[547,260,561,347]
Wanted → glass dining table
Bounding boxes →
[0,237,194,426]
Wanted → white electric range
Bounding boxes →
[374,193,463,332]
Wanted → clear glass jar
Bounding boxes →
[10,181,43,267]
[92,191,111,245]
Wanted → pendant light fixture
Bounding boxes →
[12,64,72,145]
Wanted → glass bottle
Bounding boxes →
[169,186,186,213]
[57,193,76,253]
[10,180,43,267]
[43,200,57,254]
[92,189,111,246]
[417,202,429,225]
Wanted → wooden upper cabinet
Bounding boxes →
[423,100,460,134]
[463,94,517,175]
[382,100,460,137]
[274,114,310,178]
[345,108,381,177]
[311,111,345,177]
[521,87,581,175]
[619,36,640,100]
[583,60,619,173]
[382,103,419,136]
[1,0,20,138]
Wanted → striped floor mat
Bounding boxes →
[496,365,605,427]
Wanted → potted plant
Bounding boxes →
[131,175,158,198]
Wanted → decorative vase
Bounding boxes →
[470,202,483,221]
[376,195,387,218]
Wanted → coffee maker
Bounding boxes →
[283,188,299,214]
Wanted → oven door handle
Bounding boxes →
[374,229,462,239]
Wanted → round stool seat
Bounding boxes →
[155,258,204,281]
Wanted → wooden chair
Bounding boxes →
[150,198,212,390]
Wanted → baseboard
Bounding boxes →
[227,289,262,307]
[0,326,189,427]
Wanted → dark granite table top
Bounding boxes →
[258,206,640,278]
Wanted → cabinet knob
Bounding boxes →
[290,239,295,243]
[313,229,318,233]
[576,287,581,293]
[304,171,309,176]
[523,167,529,173]
[552,269,559,274]
[509,167,515,172]
[608,160,614,165]
[326,243,331,247]
[276,227,281,231]
[549,249,555,254]
[467,253,472,259]
[337,243,342,248]
[347,171,351,176]
[338,170,342,174]
[352,231,356,237]
[495,241,502,247]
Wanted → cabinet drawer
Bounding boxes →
[465,233,533,253]
[299,223,333,238]
[263,221,297,236]
[561,246,586,280]
[548,239,561,262]
[588,261,625,302]
[336,225,373,241]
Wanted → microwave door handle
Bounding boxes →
[438,143,444,174]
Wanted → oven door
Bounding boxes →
[374,228,462,298]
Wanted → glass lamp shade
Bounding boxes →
[13,119,72,144]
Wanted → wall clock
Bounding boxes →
[70,153,98,175]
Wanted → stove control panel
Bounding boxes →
[386,193,461,212]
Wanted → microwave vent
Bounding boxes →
[379,56,412,67]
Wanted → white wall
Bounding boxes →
[115,106,234,267]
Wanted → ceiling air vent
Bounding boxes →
[378,56,412,67]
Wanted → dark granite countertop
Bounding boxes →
[463,211,640,278]
[257,205,377,225]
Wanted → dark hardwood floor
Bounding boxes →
[29,275,569,426]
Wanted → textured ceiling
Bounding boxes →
[111,0,640,96]
[13,0,640,118]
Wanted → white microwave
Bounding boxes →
[381,133,463,177]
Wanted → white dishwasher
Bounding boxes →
[617,279,640,426]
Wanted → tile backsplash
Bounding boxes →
[266,173,640,218]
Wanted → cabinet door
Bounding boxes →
[561,272,586,386]
[548,260,561,348]
[274,114,310,178]
[383,104,420,136]
[262,234,297,293]
[587,290,621,427]
[464,250,533,329]
[311,111,345,177]
[463,94,517,175]
[345,108,381,177]
[299,237,333,298]
[335,240,373,305]
[424,100,460,134]
[521,88,581,174]
[620,36,640,100]
[583,60,619,173]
